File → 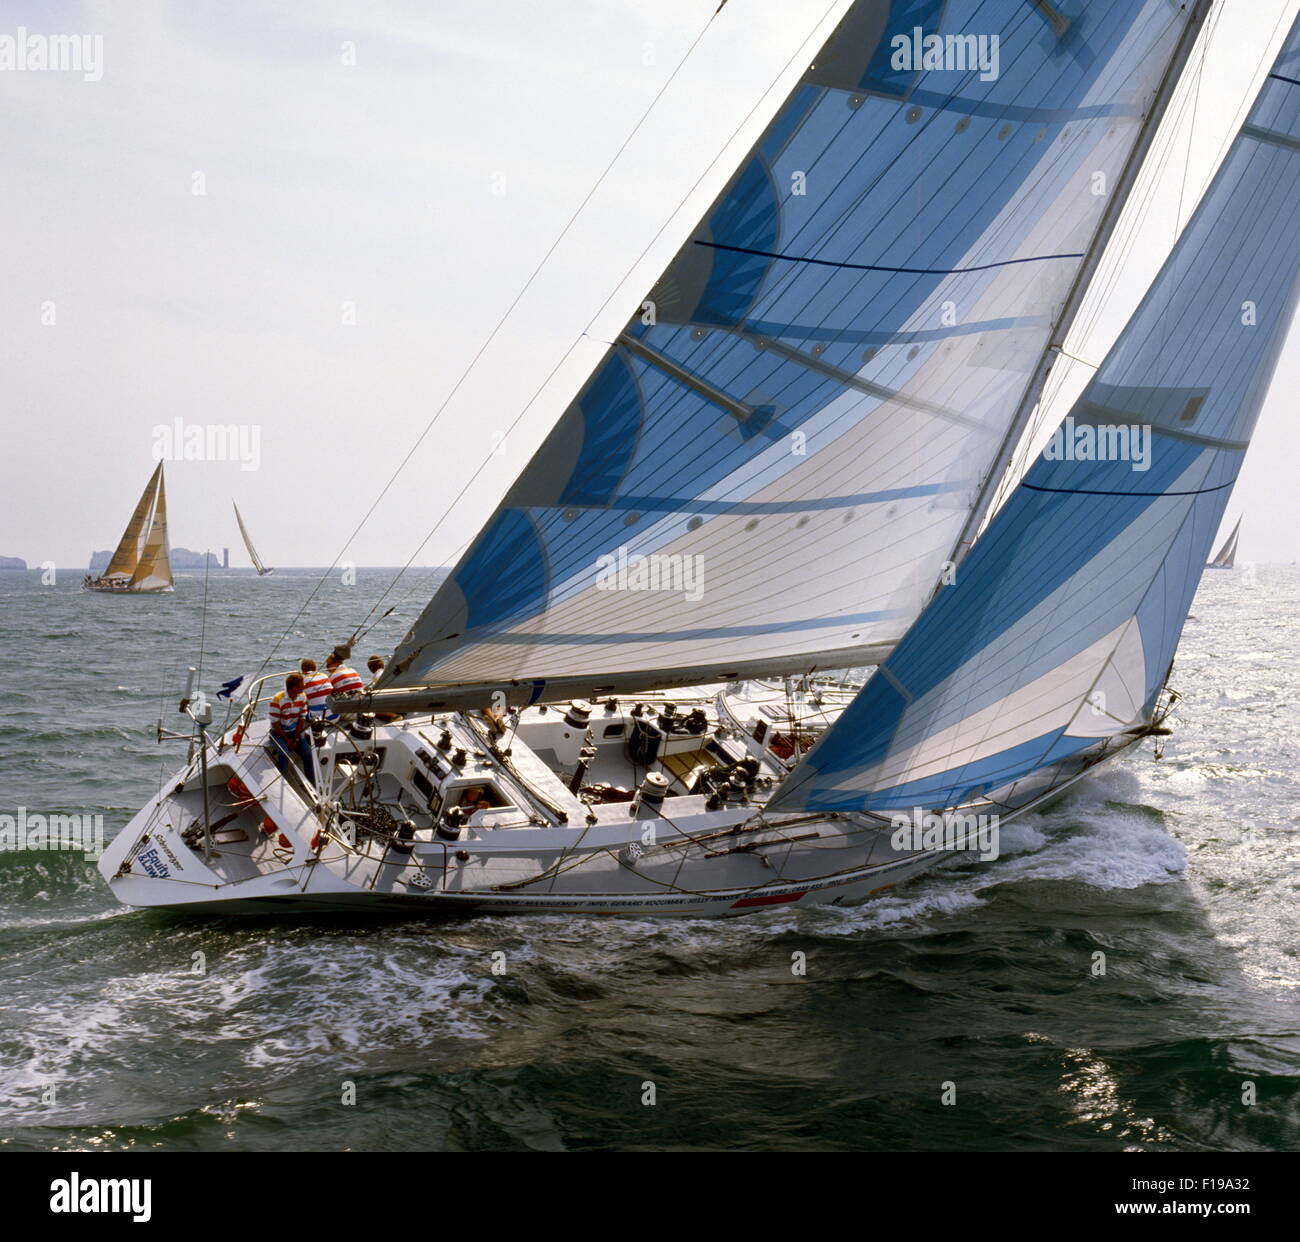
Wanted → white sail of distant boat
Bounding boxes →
[101,0,1300,920]
[84,464,174,594]
[1207,517,1241,569]
[233,502,273,576]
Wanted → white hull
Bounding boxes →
[99,685,1150,920]
[84,582,174,593]
[102,847,944,919]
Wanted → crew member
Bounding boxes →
[300,658,335,718]
[325,653,365,697]
[365,655,386,686]
[459,786,492,816]
[268,673,315,783]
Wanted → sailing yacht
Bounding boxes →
[233,502,273,576]
[84,463,174,594]
[1206,517,1241,569]
[100,1,1300,916]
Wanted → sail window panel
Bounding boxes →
[384,0,1199,693]
[771,18,1300,814]
[454,510,549,633]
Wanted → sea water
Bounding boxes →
[0,565,1295,1151]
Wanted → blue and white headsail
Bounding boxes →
[770,15,1300,815]
[384,0,1204,701]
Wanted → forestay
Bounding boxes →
[770,18,1300,814]
[384,0,1203,701]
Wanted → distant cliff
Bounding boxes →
[0,556,26,570]
[89,547,218,574]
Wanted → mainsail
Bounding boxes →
[770,17,1300,815]
[102,463,163,582]
[380,0,1208,705]
[1207,516,1241,568]
[234,502,272,575]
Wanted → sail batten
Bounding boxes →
[770,16,1300,815]
[383,0,1208,701]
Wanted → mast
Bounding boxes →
[946,0,1214,568]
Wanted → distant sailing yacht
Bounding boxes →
[1206,517,1241,569]
[101,2,1300,917]
[84,464,174,594]
[233,502,273,576]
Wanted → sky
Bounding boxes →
[2,0,1297,573]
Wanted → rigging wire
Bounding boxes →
[1063,1,1225,351]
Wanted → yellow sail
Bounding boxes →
[128,466,173,591]
[102,464,162,580]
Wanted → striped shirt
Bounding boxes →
[268,690,309,734]
[329,664,365,695]
[302,671,334,715]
